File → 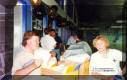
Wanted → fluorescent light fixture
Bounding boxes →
[31,0,41,5]
[79,27,99,30]
[111,26,122,28]
[16,1,23,5]
[116,20,126,23]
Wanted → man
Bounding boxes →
[12,31,42,79]
[40,28,57,65]
[40,28,56,51]
[49,29,62,61]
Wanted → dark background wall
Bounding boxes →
[0,4,5,75]
[0,0,16,74]
[5,6,14,74]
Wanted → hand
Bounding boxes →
[34,59,42,68]
[50,51,56,57]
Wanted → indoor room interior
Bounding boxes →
[0,0,126,80]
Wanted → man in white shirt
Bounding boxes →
[40,28,56,51]
[40,28,57,66]
[12,31,42,79]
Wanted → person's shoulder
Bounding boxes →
[40,35,45,40]
[77,41,88,45]
[108,49,122,57]
[108,48,122,53]
[91,51,99,57]
[14,50,26,60]
[42,35,48,38]
[41,35,51,41]
[46,35,54,39]
[108,48,124,61]
[90,51,100,61]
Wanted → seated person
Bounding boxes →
[40,28,56,52]
[66,34,92,55]
[50,29,62,61]
[54,33,62,61]
[89,35,126,79]
[12,31,42,79]
[40,28,58,63]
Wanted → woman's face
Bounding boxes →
[95,39,107,52]
[28,36,40,51]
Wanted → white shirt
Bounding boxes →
[12,47,56,75]
[34,48,51,68]
[67,36,76,45]
[89,49,122,75]
[12,49,41,75]
[40,35,56,51]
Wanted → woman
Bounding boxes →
[89,35,125,76]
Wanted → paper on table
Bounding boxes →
[52,64,67,73]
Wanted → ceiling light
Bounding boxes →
[33,0,38,4]
[116,20,125,23]
[31,0,41,5]
[111,26,122,28]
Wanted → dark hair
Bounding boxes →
[44,28,51,34]
[50,5,58,12]
[44,28,56,34]
[50,29,56,32]
[22,31,39,46]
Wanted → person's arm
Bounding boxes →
[50,51,56,57]
[13,59,41,80]
[14,61,39,75]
